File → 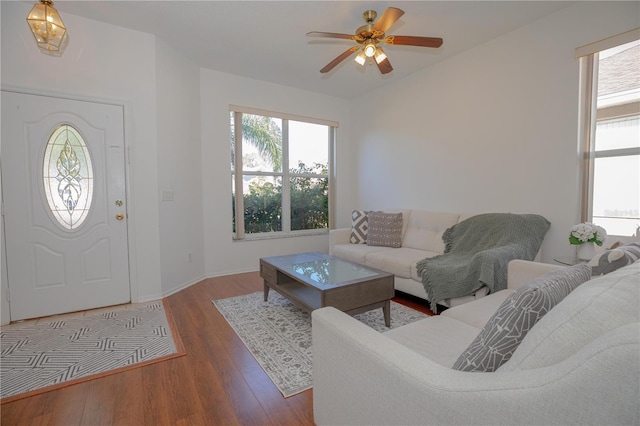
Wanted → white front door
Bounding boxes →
[2,91,130,321]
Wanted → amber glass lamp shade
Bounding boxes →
[26,0,68,56]
[374,47,387,64]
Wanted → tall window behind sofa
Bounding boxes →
[577,29,640,238]
[230,106,336,240]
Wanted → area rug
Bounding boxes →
[212,291,429,397]
[0,299,185,403]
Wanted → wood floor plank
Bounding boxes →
[81,372,131,425]
[47,381,88,426]
[111,369,145,425]
[16,391,57,425]
[1,270,430,425]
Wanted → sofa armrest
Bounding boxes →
[329,228,351,255]
[507,259,565,291]
[312,306,639,426]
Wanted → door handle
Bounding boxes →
[116,213,124,220]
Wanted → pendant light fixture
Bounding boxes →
[26,0,68,56]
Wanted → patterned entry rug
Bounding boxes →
[0,300,185,403]
[213,291,429,397]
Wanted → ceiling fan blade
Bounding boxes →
[376,57,393,74]
[385,35,443,48]
[320,46,360,73]
[372,7,404,33]
[306,31,356,40]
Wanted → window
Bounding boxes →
[43,124,94,230]
[577,30,640,238]
[230,106,336,239]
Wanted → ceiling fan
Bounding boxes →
[307,7,443,75]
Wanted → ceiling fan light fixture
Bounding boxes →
[363,41,376,57]
[26,0,68,56]
[308,7,443,74]
[374,47,387,64]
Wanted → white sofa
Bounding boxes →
[312,259,640,425]
[330,209,540,308]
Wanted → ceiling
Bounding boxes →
[57,1,572,99]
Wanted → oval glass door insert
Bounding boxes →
[43,124,94,230]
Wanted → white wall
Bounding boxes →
[155,39,206,295]
[200,69,354,276]
[1,166,8,325]
[350,1,640,263]
[1,2,163,303]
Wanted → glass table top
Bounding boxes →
[283,257,381,287]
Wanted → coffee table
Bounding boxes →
[260,252,395,326]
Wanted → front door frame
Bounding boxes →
[0,85,139,324]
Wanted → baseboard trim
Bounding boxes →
[154,268,262,301]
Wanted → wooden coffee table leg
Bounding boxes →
[263,281,270,301]
[383,299,391,327]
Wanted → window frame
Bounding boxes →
[577,29,640,237]
[230,105,337,241]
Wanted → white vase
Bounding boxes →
[577,242,596,261]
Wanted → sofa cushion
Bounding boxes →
[500,260,640,371]
[384,316,481,367]
[452,263,591,372]
[589,242,640,276]
[366,211,403,248]
[332,244,388,265]
[365,248,431,279]
[350,210,369,244]
[441,289,513,329]
[402,211,460,253]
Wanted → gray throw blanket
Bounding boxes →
[416,213,550,312]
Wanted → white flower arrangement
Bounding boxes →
[569,222,607,246]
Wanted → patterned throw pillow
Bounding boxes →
[452,263,592,372]
[589,242,640,276]
[350,210,369,244]
[366,211,403,248]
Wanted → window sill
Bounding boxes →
[233,229,328,242]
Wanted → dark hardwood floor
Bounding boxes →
[1,271,433,425]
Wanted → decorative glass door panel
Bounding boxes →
[43,124,94,230]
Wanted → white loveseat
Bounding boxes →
[330,209,541,308]
[312,259,640,425]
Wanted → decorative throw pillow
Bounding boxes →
[366,211,403,248]
[350,210,369,244]
[589,242,640,276]
[452,263,592,372]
